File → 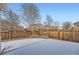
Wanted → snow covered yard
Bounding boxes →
[1,38,44,54]
[1,38,79,55]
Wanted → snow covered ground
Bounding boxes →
[1,38,44,54]
[1,38,79,55]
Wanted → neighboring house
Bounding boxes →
[41,25,58,31]
[30,24,42,31]
[0,20,11,32]
[73,21,79,31]
[29,23,58,31]
[0,20,24,32]
[15,24,24,31]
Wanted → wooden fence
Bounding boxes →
[1,30,31,40]
[40,30,79,42]
[1,30,79,42]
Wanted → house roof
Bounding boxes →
[74,21,79,26]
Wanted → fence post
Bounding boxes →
[58,30,60,39]
[0,32,1,54]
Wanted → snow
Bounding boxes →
[1,38,79,55]
[1,38,44,54]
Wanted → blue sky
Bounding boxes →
[7,3,79,27]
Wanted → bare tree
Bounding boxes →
[8,9,19,38]
[45,14,53,26]
[0,3,8,12]
[21,3,40,36]
[21,3,40,30]
[53,21,60,30]
[62,21,72,30]
[0,3,8,20]
[0,3,8,54]
[43,14,53,31]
